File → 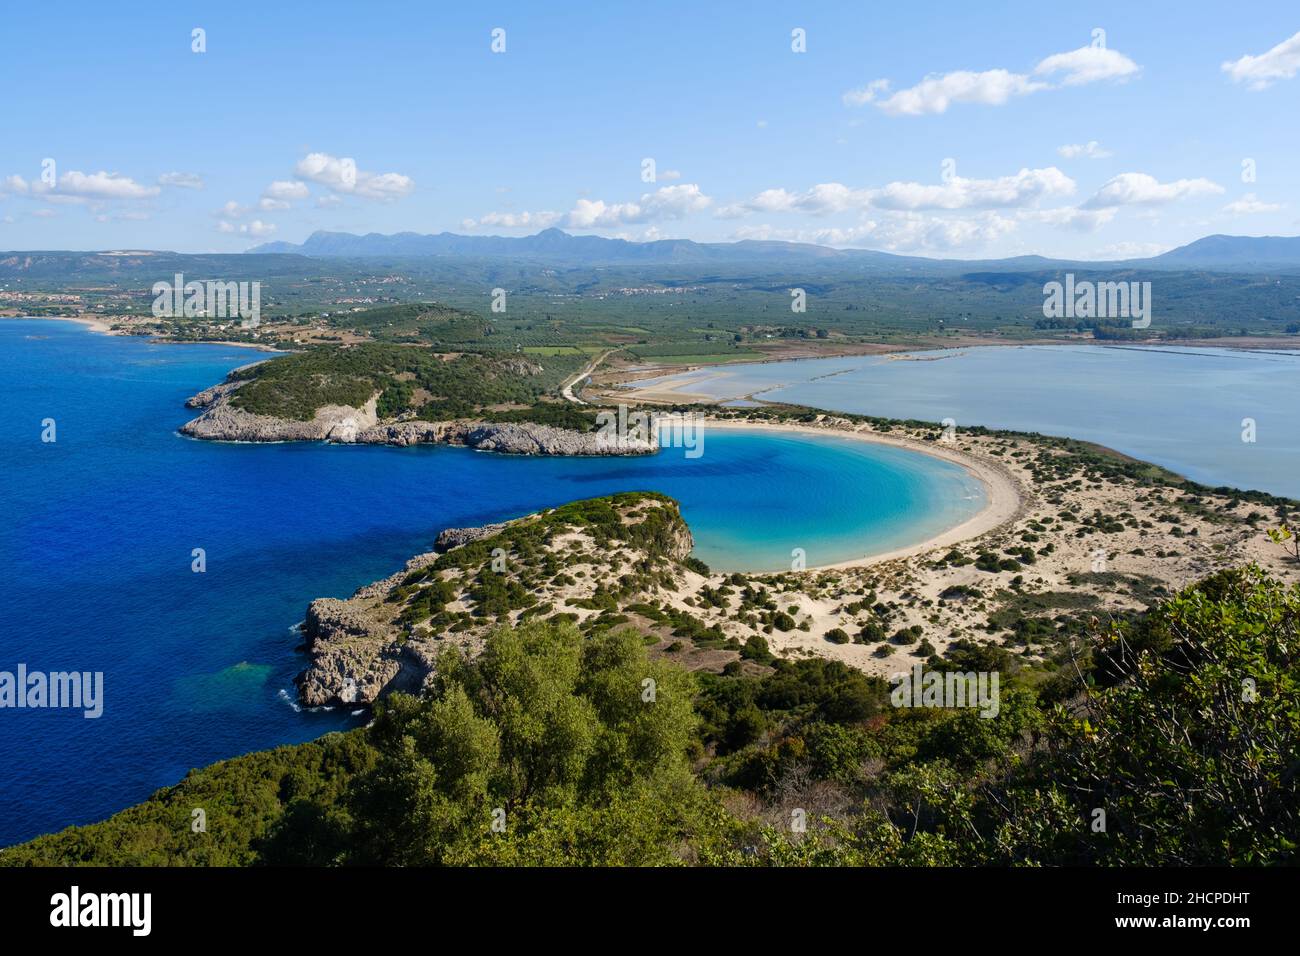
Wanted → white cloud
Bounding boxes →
[1083,172,1224,208]
[722,168,1074,219]
[872,69,1046,116]
[213,200,248,219]
[873,167,1075,210]
[467,210,563,229]
[1033,46,1140,86]
[1223,193,1284,215]
[533,184,715,230]
[158,171,204,189]
[1057,140,1112,159]
[659,169,682,181]
[847,43,1140,115]
[217,219,276,237]
[57,170,161,200]
[263,180,309,201]
[1222,30,1300,89]
[566,198,642,228]
[841,78,892,107]
[316,194,343,209]
[259,198,290,211]
[8,170,160,202]
[294,152,414,201]
[731,212,1017,253]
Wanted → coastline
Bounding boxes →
[698,418,1025,571]
[0,315,284,352]
[1,313,115,334]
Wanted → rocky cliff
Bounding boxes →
[179,385,656,455]
[294,493,697,708]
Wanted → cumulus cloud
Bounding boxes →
[846,43,1139,115]
[1222,30,1300,89]
[263,180,309,201]
[720,167,1074,219]
[1082,172,1224,209]
[1033,45,1140,86]
[731,212,1017,253]
[468,184,712,232]
[1057,140,1112,159]
[873,167,1075,210]
[216,219,276,237]
[841,78,892,107]
[873,69,1046,116]
[1223,193,1284,215]
[4,170,161,202]
[466,210,562,229]
[294,152,414,201]
[213,200,248,219]
[158,171,204,189]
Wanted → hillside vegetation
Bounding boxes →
[6,565,1296,866]
[227,342,590,427]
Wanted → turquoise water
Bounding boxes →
[0,320,981,844]
[635,345,1300,498]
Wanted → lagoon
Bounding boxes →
[632,345,1300,499]
[0,320,982,844]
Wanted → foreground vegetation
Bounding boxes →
[6,564,1295,866]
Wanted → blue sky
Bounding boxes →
[1,0,1298,258]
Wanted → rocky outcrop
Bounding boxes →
[180,388,657,455]
[434,523,510,552]
[294,494,694,708]
[295,598,427,707]
[181,394,380,442]
[185,379,245,409]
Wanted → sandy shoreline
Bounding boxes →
[693,417,1026,572]
[1,314,115,334]
[1,315,283,352]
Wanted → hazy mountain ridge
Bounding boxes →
[245,229,1300,273]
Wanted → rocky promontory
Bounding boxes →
[180,386,657,455]
[294,493,697,708]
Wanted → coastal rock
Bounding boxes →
[179,394,379,442]
[184,379,245,409]
[180,386,656,456]
[294,494,694,708]
[354,420,657,456]
[435,524,510,552]
[296,597,421,707]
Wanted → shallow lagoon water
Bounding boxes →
[0,321,982,844]
[634,345,1300,498]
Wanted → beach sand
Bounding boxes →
[1,314,115,334]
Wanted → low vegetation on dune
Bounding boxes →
[6,565,1296,866]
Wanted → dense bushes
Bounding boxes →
[7,566,1298,866]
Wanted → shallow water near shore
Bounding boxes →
[0,320,982,845]
[632,344,1300,499]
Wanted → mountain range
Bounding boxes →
[245,228,1300,273]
